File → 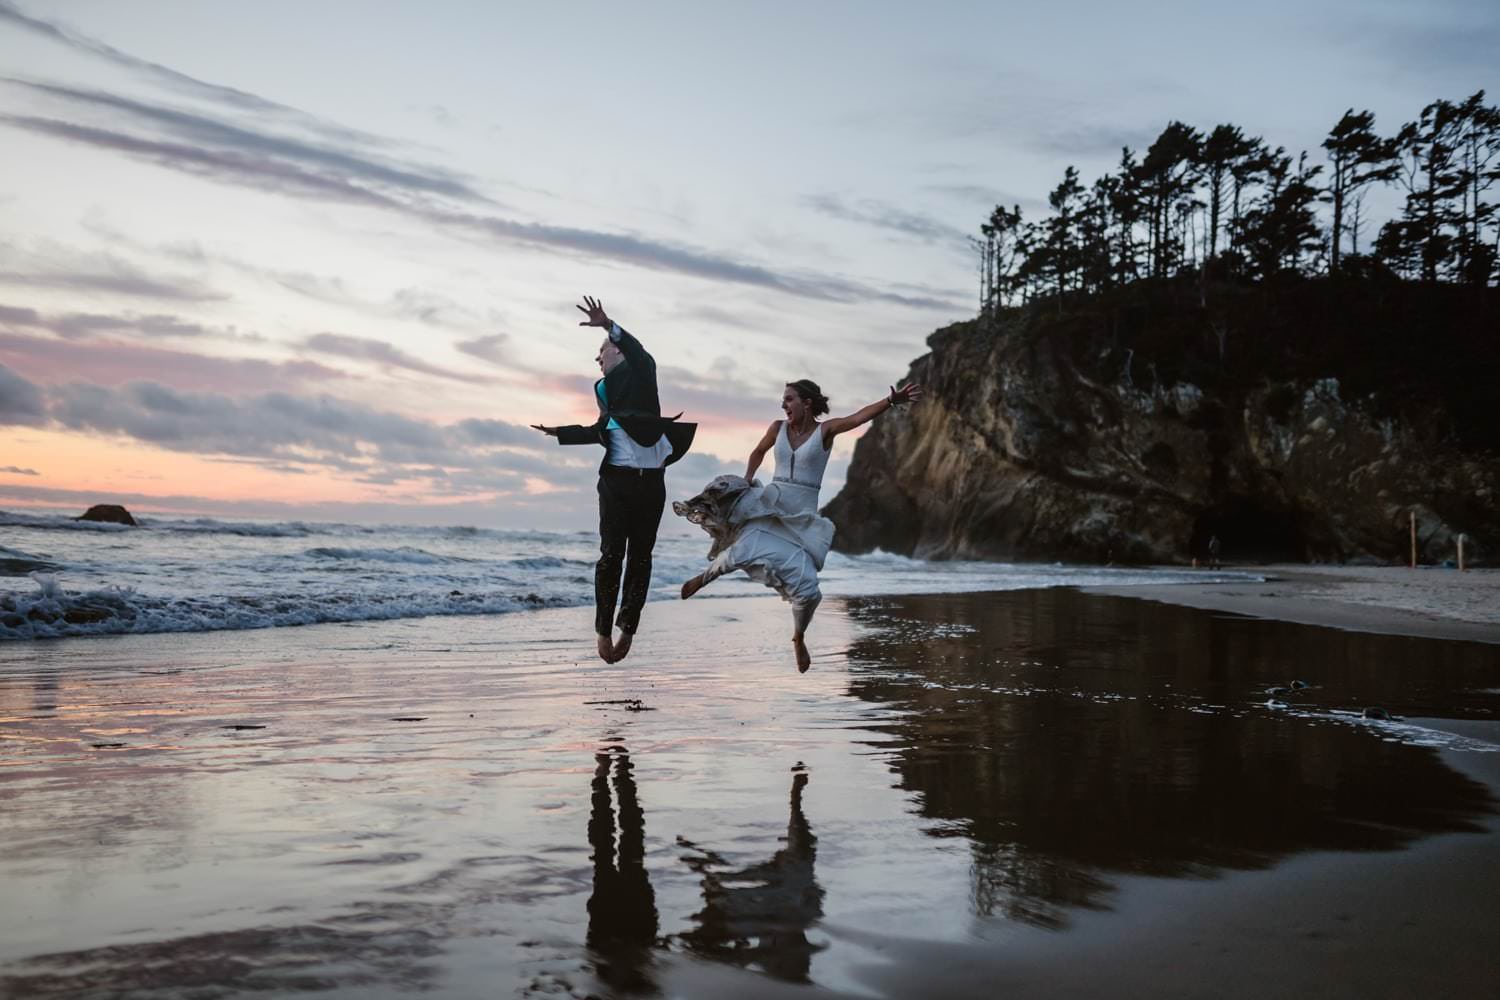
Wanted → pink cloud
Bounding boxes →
[0,332,352,394]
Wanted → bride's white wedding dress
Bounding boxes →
[673,421,835,631]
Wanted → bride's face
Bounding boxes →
[782,386,807,422]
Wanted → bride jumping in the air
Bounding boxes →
[674,377,922,672]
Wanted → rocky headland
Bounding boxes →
[825,277,1499,565]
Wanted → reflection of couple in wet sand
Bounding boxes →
[534,297,921,671]
[586,746,823,989]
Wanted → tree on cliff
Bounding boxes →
[1384,100,1460,281]
[973,91,1498,301]
[1198,124,1260,264]
[1138,122,1203,278]
[1451,91,1500,285]
[1322,110,1399,272]
[1081,173,1119,293]
[1108,147,1147,283]
[1041,166,1085,301]
[1236,150,1325,277]
[1227,136,1274,260]
[978,203,1025,311]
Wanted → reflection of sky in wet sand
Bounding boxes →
[0,590,1496,996]
[844,590,1498,929]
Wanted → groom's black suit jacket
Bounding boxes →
[555,324,696,466]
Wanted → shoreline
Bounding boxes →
[2,588,1498,997]
[1086,563,1500,645]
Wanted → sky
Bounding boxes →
[0,0,1494,529]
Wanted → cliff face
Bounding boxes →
[824,288,1500,566]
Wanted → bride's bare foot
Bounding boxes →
[612,630,633,662]
[596,633,615,663]
[793,634,811,673]
[681,574,704,600]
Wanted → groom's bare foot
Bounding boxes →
[596,634,615,663]
[612,630,633,662]
[793,635,811,673]
[681,574,704,600]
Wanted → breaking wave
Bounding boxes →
[303,546,462,565]
[0,573,583,640]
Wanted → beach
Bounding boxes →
[2,572,1499,998]
[1090,563,1500,643]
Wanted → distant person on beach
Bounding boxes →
[674,378,921,672]
[532,297,696,664]
[1207,534,1222,570]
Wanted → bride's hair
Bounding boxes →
[785,379,830,417]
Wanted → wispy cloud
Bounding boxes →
[1027,122,1161,159]
[33,374,579,493]
[389,288,485,329]
[0,301,234,340]
[1331,0,1500,77]
[0,361,47,423]
[302,332,489,384]
[0,113,405,209]
[922,182,1053,216]
[0,464,39,475]
[455,333,510,365]
[436,207,964,309]
[0,332,350,394]
[0,0,392,147]
[2,94,964,311]
[803,193,969,246]
[0,243,224,301]
[5,79,494,204]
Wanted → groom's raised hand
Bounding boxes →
[530,423,560,437]
[576,295,611,329]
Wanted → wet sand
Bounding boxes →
[2,587,1498,998]
[1089,564,1500,644]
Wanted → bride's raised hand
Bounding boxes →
[889,381,923,406]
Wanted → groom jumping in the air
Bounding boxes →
[532,297,696,663]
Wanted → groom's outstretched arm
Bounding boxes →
[530,422,601,445]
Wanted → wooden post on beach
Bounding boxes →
[1458,533,1466,572]
[1409,511,1416,569]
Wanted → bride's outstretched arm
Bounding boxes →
[744,421,781,480]
[821,382,922,443]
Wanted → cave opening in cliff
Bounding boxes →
[1191,497,1306,563]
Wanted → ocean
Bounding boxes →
[1,508,1259,640]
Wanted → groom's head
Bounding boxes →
[596,337,624,375]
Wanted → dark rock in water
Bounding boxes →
[62,606,113,625]
[77,504,137,526]
[1,556,57,576]
[824,286,1500,564]
[1362,707,1392,721]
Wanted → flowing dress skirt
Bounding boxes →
[673,476,834,632]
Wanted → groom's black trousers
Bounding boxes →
[595,465,665,636]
